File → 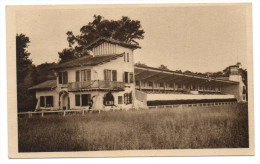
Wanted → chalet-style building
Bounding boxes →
[29,37,247,111]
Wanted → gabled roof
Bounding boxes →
[52,53,124,70]
[85,37,141,50]
[28,80,57,91]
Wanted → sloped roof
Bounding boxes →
[134,65,239,85]
[28,80,57,90]
[53,53,124,70]
[85,37,141,50]
[215,77,230,81]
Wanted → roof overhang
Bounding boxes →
[86,37,141,50]
[134,65,239,86]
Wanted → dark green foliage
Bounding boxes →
[58,15,145,63]
[18,103,248,152]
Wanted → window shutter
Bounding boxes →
[87,69,91,80]
[58,72,62,84]
[63,72,68,84]
[112,70,117,81]
[40,96,45,107]
[127,53,129,62]
[75,95,81,106]
[129,72,133,83]
[76,71,80,82]
[107,70,112,81]
[104,69,107,81]
[129,92,132,104]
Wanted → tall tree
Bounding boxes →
[16,34,32,84]
[59,15,145,63]
[16,34,36,112]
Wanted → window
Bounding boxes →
[170,83,174,88]
[58,72,68,84]
[104,69,115,81]
[136,81,140,85]
[81,94,91,106]
[40,96,53,107]
[127,53,129,62]
[112,70,117,81]
[124,53,126,62]
[78,69,91,82]
[118,96,123,104]
[40,96,45,107]
[75,94,91,106]
[103,92,114,106]
[124,92,132,104]
[124,72,129,83]
[124,72,134,83]
[46,96,53,107]
[148,82,153,87]
[177,83,182,88]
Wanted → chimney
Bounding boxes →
[229,65,241,82]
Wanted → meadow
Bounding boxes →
[18,103,249,152]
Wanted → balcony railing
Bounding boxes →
[67,80,125,91]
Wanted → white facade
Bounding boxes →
[35,40,137,111]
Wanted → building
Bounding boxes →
[28,37,247,111]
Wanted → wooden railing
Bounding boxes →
[67,80,125,91]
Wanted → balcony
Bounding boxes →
[67,80,125,92]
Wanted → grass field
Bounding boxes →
[18,103,249,152]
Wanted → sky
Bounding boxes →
[16,4,250,73]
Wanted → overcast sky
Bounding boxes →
[16,4,250,73]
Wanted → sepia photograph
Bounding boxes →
[6,3,254,158]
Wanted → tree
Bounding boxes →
[135,62,148,67]
[158,64,169,70]
[16,34,37,111]
[58,15,145,63]
[16,34,32,84]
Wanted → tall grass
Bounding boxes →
[18,103,249,152]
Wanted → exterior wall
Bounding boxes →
[69,87,135,111]
[35,89,59,110]
[222,82,245,102]
[93,42,134,57]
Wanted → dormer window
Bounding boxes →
[58,72,68,84]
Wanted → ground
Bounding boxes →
[18,103,249,152]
